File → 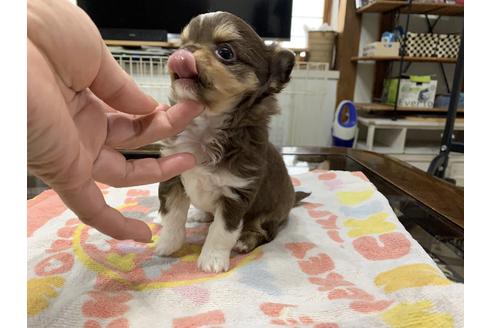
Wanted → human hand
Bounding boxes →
[27,0,202,242]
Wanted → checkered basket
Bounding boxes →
[403,32,439,57]
[436,34,461,58]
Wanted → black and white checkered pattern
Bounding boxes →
[436,34,461,58]
[404,32,439,57]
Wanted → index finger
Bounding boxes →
[105,101,203,149]
[90,41,158,115]
[56,179,152,242]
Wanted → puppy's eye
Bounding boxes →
[215,45,235,61]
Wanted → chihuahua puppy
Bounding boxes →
[156,12,308,273]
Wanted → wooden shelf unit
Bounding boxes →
[335,1,464,183]
[351,56,457,63]
[356,103,464,113]
[357,1,464,16]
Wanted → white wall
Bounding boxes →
[281,0,325,49]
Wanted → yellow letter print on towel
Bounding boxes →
[344,212,395,238]
[27,276,64,316]
[382,301,453,328]
[375,264,451,293]
[172,243,201,262]
[336,190,374,206]
[106,252,137,272]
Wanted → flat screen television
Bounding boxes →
[77,0,293,44]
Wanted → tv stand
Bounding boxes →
[122,45,143,51]
[104,40,179,48]
[108,45,175,57]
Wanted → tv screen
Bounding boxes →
[77,0,293,41]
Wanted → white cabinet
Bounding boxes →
[273,66,340,147]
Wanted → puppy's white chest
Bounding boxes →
[160,114,225,165]
[181,167,250,214]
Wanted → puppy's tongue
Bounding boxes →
[168,49,198,79]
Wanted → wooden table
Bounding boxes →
[29,145,464,281]
[121,145,464,281]
[122,145,464,229]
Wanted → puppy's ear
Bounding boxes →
[269,45,295,93]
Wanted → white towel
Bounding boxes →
[27,170,463,328]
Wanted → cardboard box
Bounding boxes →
[363,42,400,57]
[382,76,438,109]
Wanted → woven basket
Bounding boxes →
[307,31,337,65]
[436,34,461,58]
[404,32,439,57]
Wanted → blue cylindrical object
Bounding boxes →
[332,100,358,148]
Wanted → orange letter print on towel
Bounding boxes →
[299,254,335,275]
[285,242,316,259]
[35,252,74,276]
[286,243,392,314]
[353,232,411,260]
[260,303,338,327]
[173,310,225,328]
[82,291,132,318]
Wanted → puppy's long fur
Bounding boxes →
[156,12,308,273]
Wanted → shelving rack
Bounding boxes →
[351,56,457,63]
[353,0,464,115]
[353,0,464,181]
[356,102,463,113]
[427,34,463,179]
[356,1,464,16]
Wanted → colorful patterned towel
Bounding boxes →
[27,170,463,328]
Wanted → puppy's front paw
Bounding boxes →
[197,249,230,273]
[233,240,253,253]
[155,228,185,256]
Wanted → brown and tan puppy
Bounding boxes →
[156,12,308,273]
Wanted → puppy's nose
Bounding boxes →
[168,49,198,79]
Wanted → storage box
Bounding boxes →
[404,32,439,57]
[382,75,438,108]
[362,42,400,57]
[434,93,464,108]
[356,0,406,8]
[307,31,337,65]
[403,32,460,58]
